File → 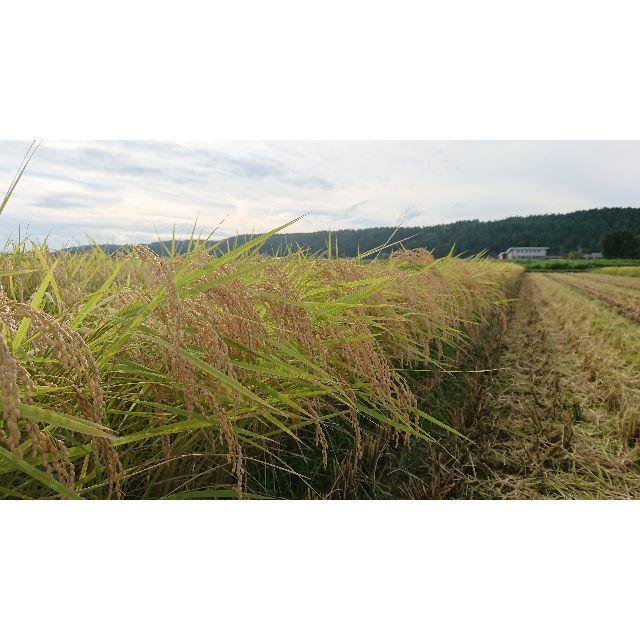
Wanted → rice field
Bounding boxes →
[5,220,640,499]
[598,265,640,277]
[516,258,640,272]
[0,228,526,499]
[2,152,640,499]
[4,221,640,500]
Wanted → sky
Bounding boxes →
[1,140,640,248]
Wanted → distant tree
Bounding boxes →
[601,229,640,258]
[72,207,640,259]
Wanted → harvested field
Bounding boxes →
[574,271,640,292]
[456,272,640,498]
[544,273,640,322]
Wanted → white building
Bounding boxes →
[499,247,548,259]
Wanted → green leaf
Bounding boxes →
[12,261,57,352]
[0,446,82,499]
[0,399,114,439]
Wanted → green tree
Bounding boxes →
[76,207,640,259]
[601,229,640,258]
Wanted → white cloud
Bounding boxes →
[1,140,640,247]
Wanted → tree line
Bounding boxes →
[227,207,640,258]
[74,207,640,258]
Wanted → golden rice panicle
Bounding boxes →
[324,319,415,423]
[181,256,267,357]
[23,418,75,488]
[137,249,247,494]
[309,404,329,470]
[134,246,198,414]
[315,422,329,470]
[391,247,436,268]
[0,288,123,493]
[204,275,267,355]
[200,387,244,495]
[261,262,318,358]
[0,300,76,487]
[9,304,105,421]
[170,271,245,490]
[92,436,123,499]
[181,307,244,491]
[0,331,22,454]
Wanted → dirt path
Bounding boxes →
[466,273,640,499]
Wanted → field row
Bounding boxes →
[461,272,640,498]
[4,245,639,499]
[546,272,640,323]
[599,266,640,277]
[0,242,521,499]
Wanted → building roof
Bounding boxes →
[504,247,549,251]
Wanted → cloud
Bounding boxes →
[33,191,121,209]
[344,200,368,214]
[2,140,640,248]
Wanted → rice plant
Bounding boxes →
[0,224,524,497]
[598,266,640,277]
[0,154,522,499]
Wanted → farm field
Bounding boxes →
[515,258,640,272]
[1,234,640,499]
[598,266,640,277]
[461,272,640,498]
[0,236,523,499]
[547,272,640,322]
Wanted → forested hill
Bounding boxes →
[78,207,640,258]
